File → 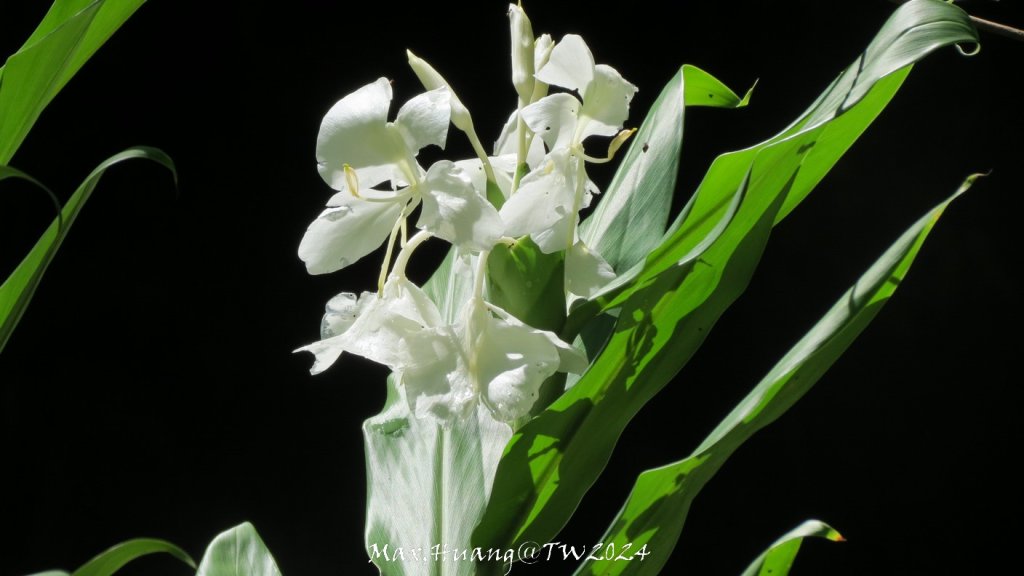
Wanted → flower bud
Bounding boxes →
[407,49,473,133]
[509,3,535,102]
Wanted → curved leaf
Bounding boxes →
[474,0,978,557]
[196,523,281,576]
[573,176,979,575]
[0,146,175,352]
[23,538,194,576]
[579,65,750,274]
[71,538,194,576]
[739,520,844,576]
[0,0,148,163]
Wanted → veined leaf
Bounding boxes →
[196,523,281,576]
[22,538,194,576]
[573,176,979,575]
[739,521,844,576]
[0,0,147,163]
[579,65,751,275]
[0,147,175,352]
[474,0,978,557]
[364,376,512,576]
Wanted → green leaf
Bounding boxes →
[364,376,512,576]
[739,520,844,576]
[0,0,147,163]
[196,522,281,576]
[573,176,978,576]
[23,537,194,576]
[70,538,194,576]
[0,147,175,352]
[474,0,977,556]
[579,65,750,275]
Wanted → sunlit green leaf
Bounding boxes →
[579,65,750,275]
[0,0,147,163]
[739,520,844,576]
[0,147,175,352]
[573,175,979,575]
[195,523,281,576]
[473,0,978,558]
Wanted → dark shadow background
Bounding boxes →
[2,1,1021,574]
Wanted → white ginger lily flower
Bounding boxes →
[498,33,634,300]
[297,275,586,424]
[498,35,637,256]
[299,78,502,274]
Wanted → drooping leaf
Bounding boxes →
[195,523,281,576]
[21,538,194,576]
[473,0,978,557]
[579,65,750,275]
[573,176,979,575]
[739,520,844,576]
[0,0,148,163]
[0,147,175,352]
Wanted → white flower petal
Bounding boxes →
[521,93,580,152]
[477,313,560,422]
[578,64,638,140]
[499,149,578,252]
[395,87,451,153]
[418,161,504,251]
[494,111,547,168]
[400,327,476,421]
[320,292,360,339]
[454,156,514,201]
[340,277,443,370]
[316,78,403,190]
[488,303,589,376]
[298,194,403,274]
[565,239,617,300]
[535,34,595,95]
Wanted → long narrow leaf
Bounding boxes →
[573,176,979,575]
[474,0,978,556]
[22,538,194,576]
[0,0,147,163]
[580,65,751,274]
[739,520,844,576]
[0,147,175,352]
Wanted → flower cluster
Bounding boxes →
[297,4,636,425]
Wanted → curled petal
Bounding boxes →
[521,93,580,152]
[316,78,403,190]
[296,277,443,374]
[578,64,638,140]
[418,161,504,252]
[535,34,595,95]
[395,86,451,153]
[565,239,617,300]
[499,149,579,253]
[298,193,403,274]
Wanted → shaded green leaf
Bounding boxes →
[23,538,194,576]
[196,523,281,576]
[0,146,175,352]
[574,176,978,575]
[739,520,844,576]
[0,0,147,163]
[474,0,978,557]
[71,538,194,576]
[579,65,750,275]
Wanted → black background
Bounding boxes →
[2,1,1022,574]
